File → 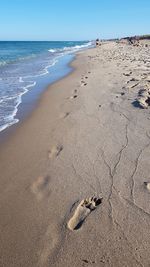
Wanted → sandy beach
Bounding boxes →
[0,40,150,267]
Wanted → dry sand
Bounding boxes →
[0,40,150,267]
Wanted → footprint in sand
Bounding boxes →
[67,196,102,230]
[31,176,50,200]
[59,112,70,119]
[138,88,149,97]
[126,78,140,89]
[123,71,132,76]
[39,223,60,265]
[136,88,150,109]
[48,145,63,159]
[81,82,87,87]
[144,182,150,191]
[70,89,78,99]
[130,77,139,82]
[70,94,78,99]
[81,80,85,83]
[62,112,70,118]
[80,77,88,87]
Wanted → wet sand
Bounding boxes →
[0,41,150,267]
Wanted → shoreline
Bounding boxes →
[0,41,150,267]
[0,48,92,147]
[0,41,93,141]
[0,53,76,144]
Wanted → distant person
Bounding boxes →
[96,38,100,46]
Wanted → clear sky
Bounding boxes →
[0,0,150,41]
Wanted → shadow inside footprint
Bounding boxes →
[60,112,70,119]
[138,89,147,96]
[63,112,70,118]
[145,97,150,105]
[73,95,78,98]
[123,71,132,76]
[70,95,78,99]
[132,100,144,109]
[144,182,150,191]
[74,220,84,230]
[67,196,102,231]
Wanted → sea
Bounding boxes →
[0,41,93,132]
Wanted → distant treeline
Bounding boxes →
[121,34,150,41]
[99,35,150,42]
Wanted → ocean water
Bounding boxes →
[0,41,93,132]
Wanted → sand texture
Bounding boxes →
[0,40,150,266]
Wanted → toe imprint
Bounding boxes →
[31,176,50,200]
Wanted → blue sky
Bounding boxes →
[0,0,150,41]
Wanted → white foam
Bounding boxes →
[20,59,58,80]
[0,59,58,133]
[0,41,93,133]
[48,41,93,55]
[0,118,19,132]
[0,80,37,133]
[48,49,57,53]
[0,61,7,66]
[62,41,93,53]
